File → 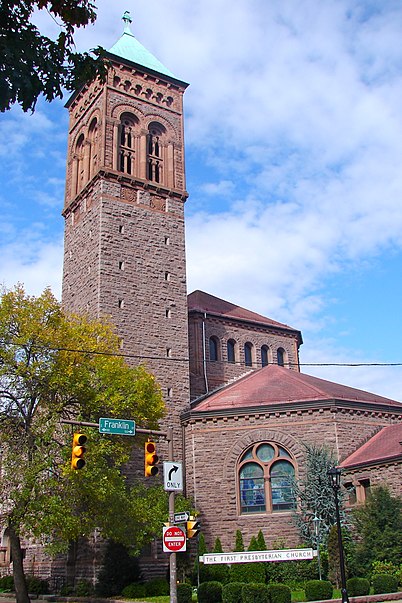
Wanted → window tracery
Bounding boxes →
[238,442,296,514]
[119,112,139,176]
[147,121,166,184]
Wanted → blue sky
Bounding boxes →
[1,0,402,400]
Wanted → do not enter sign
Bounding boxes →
[163,525,186,552]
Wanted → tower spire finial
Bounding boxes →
[122,11,133,33]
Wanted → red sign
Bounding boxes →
[163,525,186,552]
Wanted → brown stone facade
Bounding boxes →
[182,402,402,552]
[189,311,301,400]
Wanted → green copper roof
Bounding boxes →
[108,12,176,79]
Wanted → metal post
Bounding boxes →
[168,428,177,603]
[328,468,349,603]
[312,515,322,580]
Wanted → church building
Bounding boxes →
[1,13,400,587]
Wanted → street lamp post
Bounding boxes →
[312,515,322,580]
[328,467,349,603]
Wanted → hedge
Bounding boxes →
[198,580,223,602]
[241,583,269,603]
[222,582,246,603]
[346,577,370,596]
[177,582,192,603]
[305,579,333,601]
[372,574,399,594]
[267,582,292,603]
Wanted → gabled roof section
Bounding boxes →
[340,423,402,468]
[108,12,181,82]
[188,290,301,338]
[191,364,402,413]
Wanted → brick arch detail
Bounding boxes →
[70,108,102,150]
[222,427,304,480]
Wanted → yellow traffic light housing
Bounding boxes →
[186,516,201,539]
[71,433,87,470]
[144,439,159,477]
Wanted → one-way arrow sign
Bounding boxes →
[163,461,183,491]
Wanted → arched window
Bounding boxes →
[209,336,219,362]
[75,133,85,194]
[244,342,253,367]
[147,121,166,183]
[261,345,269,367]
[238,443,296,514]
[119,112,139,175]
[88,117,98,180]
[227,339,236,363]
[277,347,286,367]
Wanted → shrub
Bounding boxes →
[267,582,291,603]
[121,582,146,598]
[25,576,49,595]
[95,540,141,596]
[305,579,333,601]
[241,583,269,603]
[198,580,223,602]
[145,577,170,596]
[74,579,93,596]
[177,582,192,603]
[0,576,14,592]
[346,577,370,596]
[372,573,399,594]
[222,582,245,603]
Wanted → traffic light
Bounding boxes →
[186,516,201,539]
[71,433,87,470]
[144,439,159,477]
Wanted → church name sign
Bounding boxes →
[200,548,315,565]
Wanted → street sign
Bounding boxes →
[163,526,186,552]
[174,512,190,523]
[163,461,183,491]
[99,417,136,435]
[200,548,315,565]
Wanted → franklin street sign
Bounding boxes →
[99,417,136,435]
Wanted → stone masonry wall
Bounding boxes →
[182,406,401,552]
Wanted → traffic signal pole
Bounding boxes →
[61,420,178,603]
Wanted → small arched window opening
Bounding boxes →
[88,117,98,180]
[209,336,219,362]
[147,121,166,183]
[119,112,139,176]
[238,442,296,515]
[227,339,236,363]
[277,347,287,367]
[244,342,254,367]
[261,345,269,367]
[75,133,85,194]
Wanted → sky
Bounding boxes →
[1,0,402,400]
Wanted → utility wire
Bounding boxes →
[0,339,402,367]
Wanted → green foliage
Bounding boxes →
[177,582,193,603]
[195,533,213,584]
[145,578,170,596]
[256,530,267,551]
[24,576,49,595]
[234,530,245,551]
[327,525,345,588]
[304,580,333,601]
[0,576,14,592]
[95,541,141,596]
[121,582,146,598]
[0,284,166,579]
[266,583,291,603]
[372,574,399,594]
[73,580,93,597]
[292,444,342,547]
[241,583,269,603]
[346,577,370,596]
[352,486,402,573]
[371,561,402,585]
[210,537,230,585]
[198,580,223,602]
[0,0,108,112]
[222,582,246,603]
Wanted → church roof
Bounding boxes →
[340,423,402,468]
[191,364,402,413]
[188,290,301,337]
[108,13,179,81]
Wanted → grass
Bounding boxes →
[124,587,344,602]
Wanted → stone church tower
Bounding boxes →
[61,13,190,449]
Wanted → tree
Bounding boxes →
[0,0,107,112]
[0,285,166,603]
[292,443,344,546]
[351,485,402,573]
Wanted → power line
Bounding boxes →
[1,339,402,367]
